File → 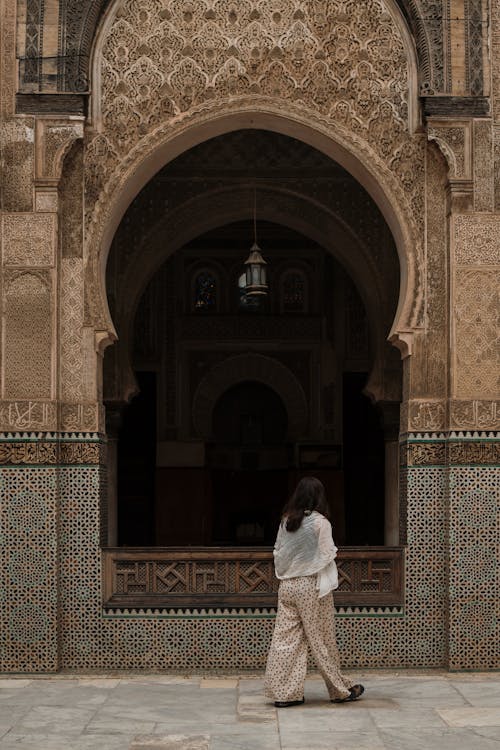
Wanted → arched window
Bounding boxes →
[281,269,308,313]
[193,270,218,312]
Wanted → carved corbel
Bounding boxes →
[427,120,473,212]
[388,330,414,359]
[34,117,84,210]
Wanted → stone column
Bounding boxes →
[105,405,125,546]
[378,402,400,546]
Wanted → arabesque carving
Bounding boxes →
[454,269,499,398]
[1,213,56,266]
[454,215,500,266]
[3,271,53,400]
[60,259,84,400]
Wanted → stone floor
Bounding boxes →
[0,672,499,749]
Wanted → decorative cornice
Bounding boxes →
[421,96,490,118]
[15,93,88,115]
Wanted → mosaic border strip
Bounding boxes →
[102,606,405,618]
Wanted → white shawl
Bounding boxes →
[273,511,339,598]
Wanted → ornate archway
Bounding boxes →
[84,0,425,361]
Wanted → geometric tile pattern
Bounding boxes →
[448,466,499,669]
[1,432,499,671]
[0,467,59,672]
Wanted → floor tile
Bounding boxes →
[0,680,32,689]
[200,680,238,689]
[130,735,210,750]
[436,707,500,727]
[14,705,96,736]
[279,730,385,750]
[369,707,447,728]
[380,726,500,750]
[210,734,281,750]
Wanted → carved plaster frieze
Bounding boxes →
[448,441,499,465]
[427,120,471,180]
[0,401,104,433]
[0,439,105,466]
[59,402,105,433]
[450,400,500,430]
[402,437,499,467]
[0,401,57,431]
[408,400,446,431]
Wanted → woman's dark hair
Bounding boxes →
[282,476,330,532]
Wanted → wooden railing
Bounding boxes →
[102,547,404,609]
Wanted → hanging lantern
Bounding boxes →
[244,242,268,296]
[241,187,269,297]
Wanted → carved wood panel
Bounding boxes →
[103,546,405,608]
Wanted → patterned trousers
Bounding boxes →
[264,575,353,702]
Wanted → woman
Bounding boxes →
[264,477,364,707]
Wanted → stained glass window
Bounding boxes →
[194,271,217,311]
[282,270,307,312]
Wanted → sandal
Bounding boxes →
[332,684,364,703]
[274,698,305,708]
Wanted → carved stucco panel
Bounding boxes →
[453,214,500,266]
[453,268,499,399]
[0,400,57,431]
[2,271,54,400]
[0,119,34,212]
[59,402,104,432]
[35,191,59,213]
[450,400,500,431]
[1,213,56,267]
[473,120,494,213]
[494,125,500,211]
[409,400,446,431]
[60,258,84,401]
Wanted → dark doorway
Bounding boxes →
[343,372,385,544]
[117,371,156,545]
[210,382,290,545]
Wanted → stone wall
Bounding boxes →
[0,0,498,672]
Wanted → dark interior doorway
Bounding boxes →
[343,372,385,544]
[210,382,289,545]
[117,371,156,546]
